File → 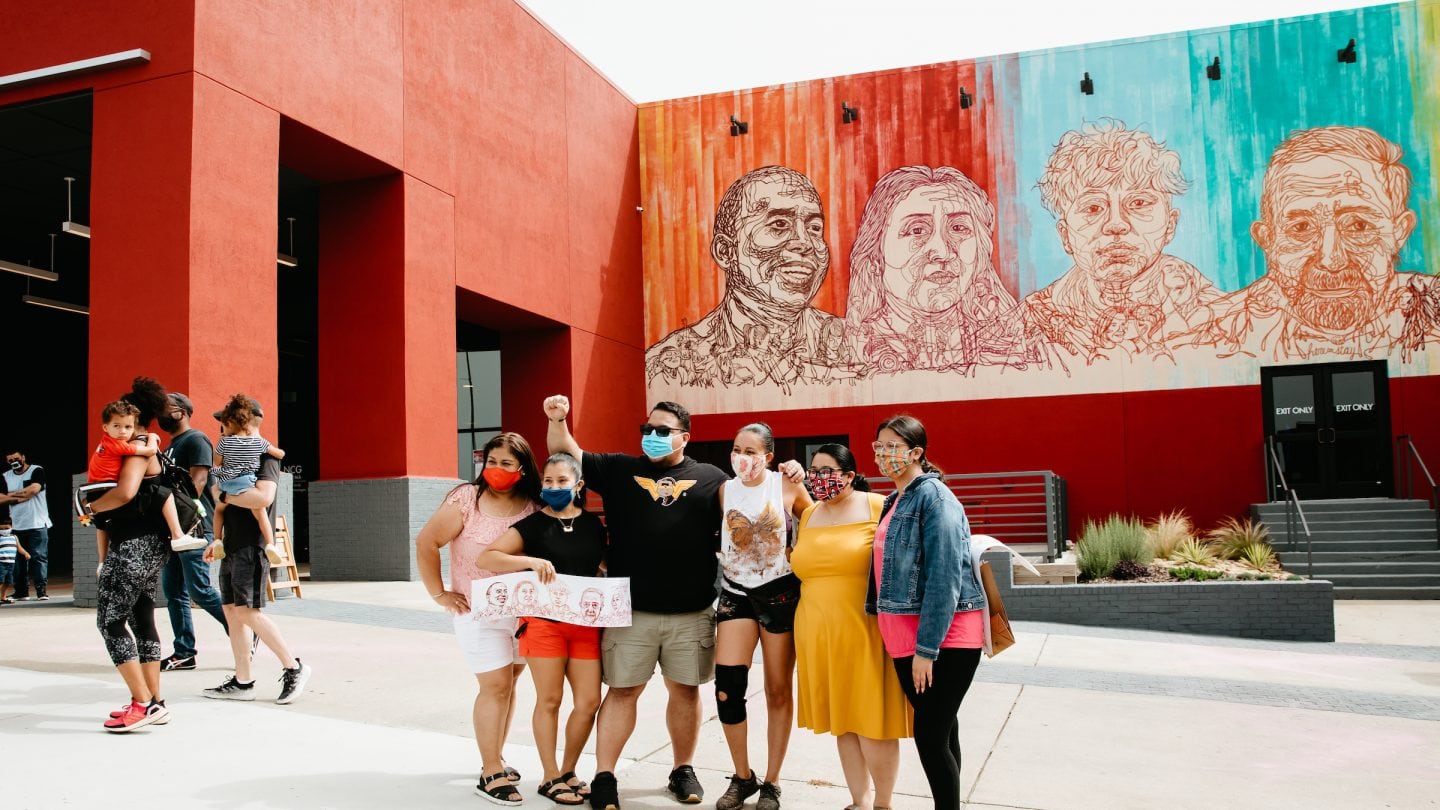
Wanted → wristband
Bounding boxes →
[430,590,447,599]
[550,417,566,423]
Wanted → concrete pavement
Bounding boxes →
[3,583,1439,809]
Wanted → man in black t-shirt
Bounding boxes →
[546,394,725,808]
[156,393,229,671]
[200,401,312,705]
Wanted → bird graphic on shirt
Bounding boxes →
[634,476,698,506]
[726,503,784,578]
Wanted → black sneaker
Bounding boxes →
[276,659,312,704]
[37,594,50,601]
[756,782,781,810]
[202,675,256,700]
[666,765,703,804]
[160,654,196,672]
[716,771,759,810]
[588,770,620,810]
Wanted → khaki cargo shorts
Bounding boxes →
[601,606,716,687]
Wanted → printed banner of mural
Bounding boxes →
[638,2,1440,414]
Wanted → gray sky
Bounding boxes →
[520,0,1389,103]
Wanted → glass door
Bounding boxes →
[1262,361,1391,499]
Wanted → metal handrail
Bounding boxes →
[1266,437,1313,578]
[1395,435,1440,549]
[866,470,1068,561]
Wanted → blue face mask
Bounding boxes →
[540,487,575,510]
[641,433,674,459]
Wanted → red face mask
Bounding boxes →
[482,467,522,491]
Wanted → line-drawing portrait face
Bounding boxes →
[1251,126,1416,333]
[1038,121,1186,290]
[712,166,830,310]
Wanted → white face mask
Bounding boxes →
[730,453,766,481]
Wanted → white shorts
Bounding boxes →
[454,614,519,673]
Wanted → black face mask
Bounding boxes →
[157,415,182,433]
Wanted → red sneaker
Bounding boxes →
[109,699,169,726]
[103,701,158,733]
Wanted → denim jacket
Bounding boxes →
[866,473,983,660]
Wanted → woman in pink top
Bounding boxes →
[417,432,541,806]
[870,416,984,810]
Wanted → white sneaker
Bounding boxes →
[171,534,208,552]
[263,544,283,565]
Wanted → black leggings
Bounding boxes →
[893,647,982,810]
[97,534,170,666]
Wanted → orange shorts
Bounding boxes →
[518,618,602,660]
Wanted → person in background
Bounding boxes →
[1,449,53,601]
[0,526,31,604]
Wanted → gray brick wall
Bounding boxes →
[308,477,461,581]
[72,472,294,608]
[986,552,1335,642]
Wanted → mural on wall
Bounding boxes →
[1178,126,1439,361]
[1023,122,1220,367]
[638,2,1440,414]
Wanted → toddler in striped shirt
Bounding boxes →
[212,394,287,564]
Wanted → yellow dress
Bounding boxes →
[791,493,913,739]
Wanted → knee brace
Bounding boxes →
[714,664,750,725]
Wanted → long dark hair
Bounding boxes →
[462,431,542,505]
[812,442,871,492]
[875,415,944,475]
[121,377,169,429]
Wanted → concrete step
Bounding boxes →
[1334,586,1440,599]
[1268,528,1439,543]
[1319,573,1440,588]
[1271,539,1438,552]
[1278,550,1440,564]
[1257,517,1437,531]
[1252,498,1432,516]
[1300,562,1440,575]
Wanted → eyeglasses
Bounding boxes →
[871,441,908,453]
[640,424,683,437]
[807,467,843,477]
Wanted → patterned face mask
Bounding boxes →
[730,453,766,482]
[876,449,913,478]
[807,472,847,501]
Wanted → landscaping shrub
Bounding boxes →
[1170,566,1224,581]
[1076,515,1152,580]
[1144,510,1194,560]
[1171,537,1217,567]
[1207,517,1270,560]
[1240,541,1276,572]
[1110,560,1151,580]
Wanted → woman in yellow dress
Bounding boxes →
[790,443,912,810]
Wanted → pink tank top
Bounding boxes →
[445,485,536,600]
[874,507,984,658]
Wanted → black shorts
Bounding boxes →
[218,545,267,609]
[717,574,800,634]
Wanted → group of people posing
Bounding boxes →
[79,378,312,734]
[417,394,992,810]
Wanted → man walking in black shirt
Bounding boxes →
[546,395,726,810]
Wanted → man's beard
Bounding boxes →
[1278,258,1380,332]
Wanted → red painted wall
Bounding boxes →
[686,383,1268,535]
[2,1,645,481]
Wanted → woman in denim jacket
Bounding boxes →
[866,415,984,810]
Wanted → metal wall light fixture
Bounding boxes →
[1337,38,1357,63]
[1206,56,1221,80]
[277,216,298,267]
[0,259,58,282]
[959,87,973,109]
[841,102,858,124]
[61,177,90,238]
[729,115,748,136]
[1080,72,1094,95]
[22,295,88,315]
[0,48,149,91]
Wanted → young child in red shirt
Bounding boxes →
[81,400,207,555]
